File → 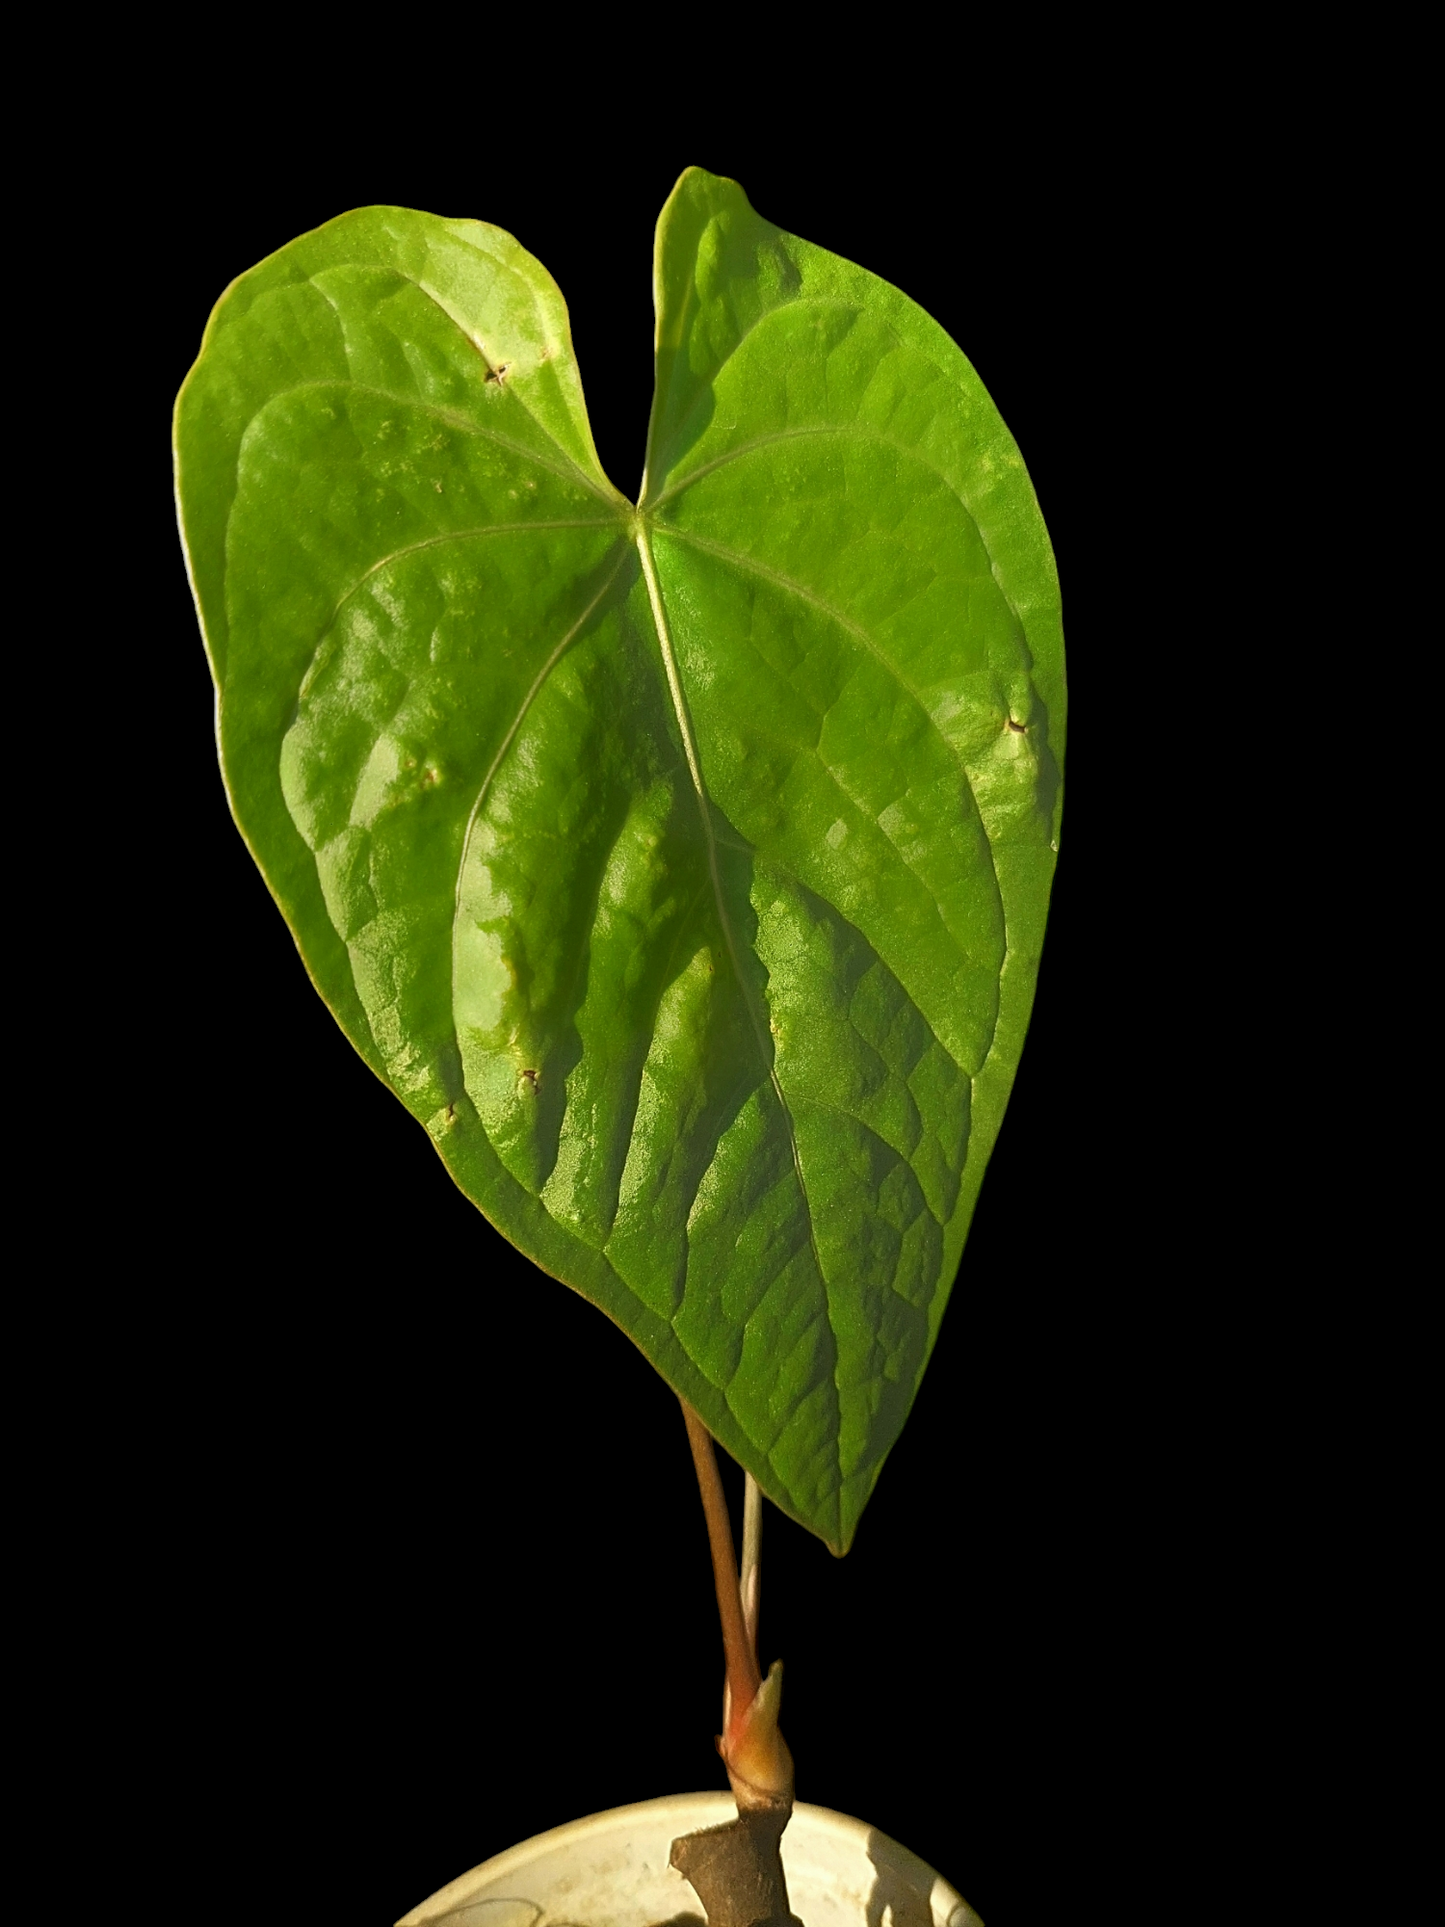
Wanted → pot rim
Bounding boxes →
[398,1791,976,1927]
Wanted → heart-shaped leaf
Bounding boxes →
[175,168,1064,1552]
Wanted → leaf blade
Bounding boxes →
[176,177,1063,1553]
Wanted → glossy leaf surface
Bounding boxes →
[175,169,1064,1551]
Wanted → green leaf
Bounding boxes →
[175,169,1064,1553]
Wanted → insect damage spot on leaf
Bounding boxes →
[485,362,512,386]
[519,1068,539,1090]
[1006,718,1028,732]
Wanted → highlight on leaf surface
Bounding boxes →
[174,167,1064,1554]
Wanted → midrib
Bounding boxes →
[632,524,828,1283]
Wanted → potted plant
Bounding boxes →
[173,164,1063,1926]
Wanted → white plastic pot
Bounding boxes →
[397,1792,984,1927]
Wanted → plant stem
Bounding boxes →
[741,1472,762,1653]
[680,1399,761,1735]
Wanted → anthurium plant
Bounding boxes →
[174,165,1063,1922]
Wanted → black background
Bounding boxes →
[85,111,1242,1927]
